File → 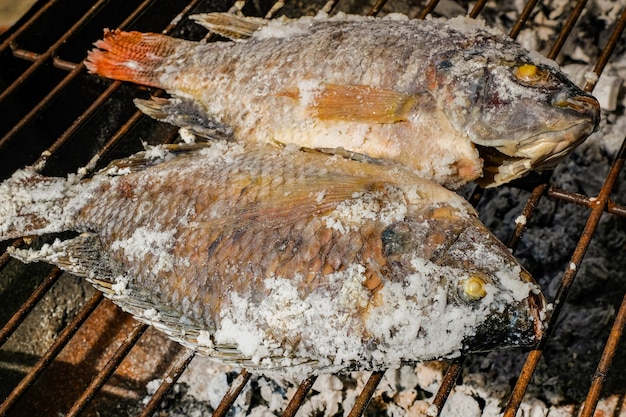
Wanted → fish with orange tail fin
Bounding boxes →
[85,13,599,189]
[0,141,545,376]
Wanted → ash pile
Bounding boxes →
[131,1,626,417]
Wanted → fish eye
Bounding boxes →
[459,275,487,302]
[513,64,548,84]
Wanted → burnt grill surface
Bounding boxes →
[1,0,626,416]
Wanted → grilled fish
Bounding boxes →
[1,142,545,375]
[85,13,599,189]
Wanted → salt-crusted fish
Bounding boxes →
[0,142,545,375]
[85,13,600,189]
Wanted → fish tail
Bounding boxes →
[0,170,80,240]
[85,29,182,88]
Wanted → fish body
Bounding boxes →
[86,13,599,189]
[1,142,545,375]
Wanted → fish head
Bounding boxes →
[381,204,546,352]
[439,59,600,187]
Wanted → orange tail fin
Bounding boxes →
[85,29,183,88]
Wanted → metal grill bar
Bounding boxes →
[65,322,148,417]
[431,357,464,415]
[0,267,63,347]
[586,6,626,92]
[468,0,488,18]
[0,240,20,269]
[367,0,389,17]
[282,375,318,417]
[0,0,158,153]
[547,187,626,218]
[579,290,626,417]
[347,370,386,417]
[138,349,196,417]
[7,48,87,71]
[509,0,540,39]
[547,0,590,60]
[416,0,440,20]
[0,0,110,104]
[0,0,61,53]
[213,369,252,417]
[0,292,104,416]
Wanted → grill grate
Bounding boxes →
[1,0,626,416]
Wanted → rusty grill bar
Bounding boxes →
[0,0,625,416]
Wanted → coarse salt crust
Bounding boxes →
[110,227,176,273]
[321,185,407,234]
[0,168,110,238]
[212,255,535,376]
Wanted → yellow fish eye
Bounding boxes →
[460,275,487,301]
[514,64,546,83]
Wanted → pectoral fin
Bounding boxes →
[278,84,419,123]
[134,97,234,140]
[190,13,267,40]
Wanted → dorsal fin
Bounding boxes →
[190,13,268,41]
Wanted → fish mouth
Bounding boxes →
[475,121,597,188]
[463,271,547,352]
[474,93,600,188]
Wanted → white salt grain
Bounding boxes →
[179,127,197,143]
[197,330,214,347]
[142,142,170,160]
[111,275,130,296]
[254,16,312,40]
[143,308,162,322]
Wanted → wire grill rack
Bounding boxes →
[0,0,625,416]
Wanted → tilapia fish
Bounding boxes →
[1,141,545,375]
[85,13,599,189]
